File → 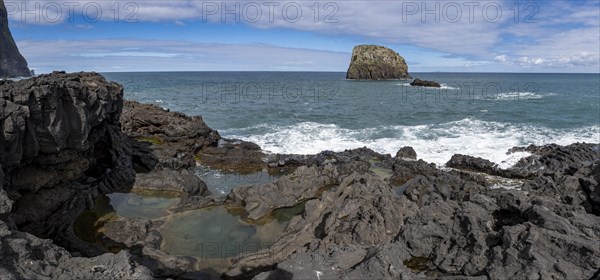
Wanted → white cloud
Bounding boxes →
[494,55,507,63]
[75,52,181,58]
[17,39,350,73]
[6,0,600,72]
[495,28,600,69]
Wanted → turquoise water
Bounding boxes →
[107,192,179,220]
[195,166,279,195]
[159,207,287,259]
[103,72,600,167]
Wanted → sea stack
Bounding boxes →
[0,0,31,77]
[346,45,410,80]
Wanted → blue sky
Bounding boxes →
[6,0,600,73]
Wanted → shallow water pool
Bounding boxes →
[159,206,287,258]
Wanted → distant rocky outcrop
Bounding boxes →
[346,45,410,80]
[0,0,30,77]
[410,78,441,88]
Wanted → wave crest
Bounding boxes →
[223,119,599,168]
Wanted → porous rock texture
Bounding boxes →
[2,71,600,280]
[0,71,154,278]
[346,45,410,80]
[226,143,600,280]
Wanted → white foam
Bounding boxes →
[224,119,599,168]
[440,84,460,90]
[398,82,460,90]
[494,92,555,101]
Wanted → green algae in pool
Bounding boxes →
[74,195,118,244]
[75,193,180,245]
[160,207,287,258]
[369,159,393,180]
[107,192,180,220]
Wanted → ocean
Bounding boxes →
[103,72,600,168]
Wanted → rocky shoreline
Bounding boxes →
[1,72,599,279]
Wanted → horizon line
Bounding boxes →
[87,70,600,75]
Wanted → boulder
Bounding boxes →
[396,146,417,160]
[133,169,209,197]
[346,45,410,80]
[410,78,441,88]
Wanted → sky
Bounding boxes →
[5,0,600,73]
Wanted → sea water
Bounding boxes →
[104,72,600,168]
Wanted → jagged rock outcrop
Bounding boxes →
[225,144,600,280]
[2,72,600,280]
[447,154,533,179]
[122,100,220,161]
[0,0,30,77]
[346,45,410,80]
[122,100,268,174]
[0,220,152,280]
[0,72,156,278]
[410,78,441,88]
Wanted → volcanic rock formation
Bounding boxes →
[1,71,599,280]
[0,0,30,77]
[346,45,410,80]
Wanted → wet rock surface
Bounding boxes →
[122,100,220,162]
[197,138,266,174]
[133,169,209,197]
[446,154,533,179]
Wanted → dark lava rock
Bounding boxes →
[396,146,417,160]
[196,138,266,174]
[446,154,501,175]
[346,45,410,80]
[447,154,533,179]
[122,100,266,174]
[226,144,600,280]
[0,0,30,77]
[226,164,341,221]
[122,100,220,161]
[133,169,209,197]
[0,220,152,280]
[511,143,600,175]
[0,72,156,278]
[3,71,600,280]
[410,78,441,88]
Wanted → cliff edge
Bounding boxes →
[0,0,30,77]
